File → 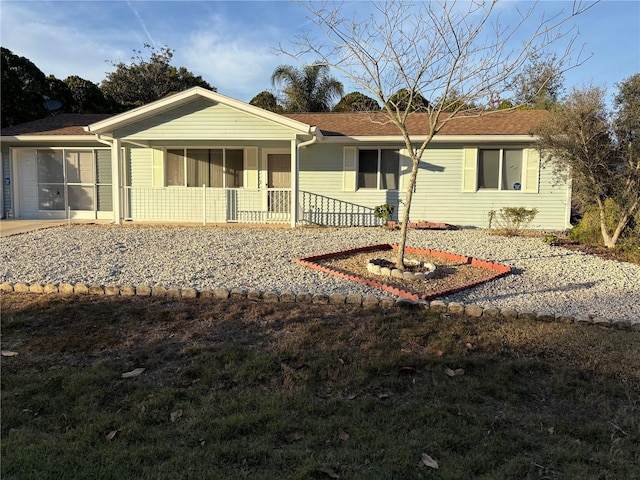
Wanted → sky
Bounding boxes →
[1,0,638,105]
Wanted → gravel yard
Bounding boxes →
[1,224,639,323]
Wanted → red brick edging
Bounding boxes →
[295,243,512,302]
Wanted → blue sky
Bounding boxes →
[1,0,638,105]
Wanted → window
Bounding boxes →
[166,149,244,187]
[33,148,112,211]
[478,149,523,191]
[65,151,95,211]
[357,149,399,189]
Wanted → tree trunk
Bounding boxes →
[596,197,617,249]
[596,196,639,249]
[395,157,420,269]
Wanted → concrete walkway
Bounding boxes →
[0,219,109,237]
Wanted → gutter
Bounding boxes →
[298,126,320,148]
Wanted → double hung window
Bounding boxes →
[478,149,523,191]
[357,149,399,190]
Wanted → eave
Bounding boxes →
[0,135,101,143]
[319,134,538,144]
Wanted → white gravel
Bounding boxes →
[1,224,639,323]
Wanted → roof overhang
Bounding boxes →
[319,134,537,144]
[85,87,318,137]
[0,135,100,143]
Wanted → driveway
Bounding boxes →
[0,219,110,237]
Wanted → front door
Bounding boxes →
[267,153,291,218]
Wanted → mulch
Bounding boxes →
[554,239,633,263]
[316,250,499,298]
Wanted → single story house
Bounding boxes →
[0,87,571,229]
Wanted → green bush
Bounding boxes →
[569,199,639,262]
[488,207,538,235]
[374,203,394,223]
[569,199,631,244]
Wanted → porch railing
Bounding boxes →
[300,191,382,226]
[122,187,291,224]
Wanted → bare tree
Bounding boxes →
[279,0,593,268]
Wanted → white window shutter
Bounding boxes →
[343,146,357,192]
[524,148,540,193]
[398,149,413,191]
[462,147,478,192]
[245,147,259,189]
[152,148,164,187]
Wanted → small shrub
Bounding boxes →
[488,207,538,236]
[543,234,559,245]
[374,204,394,224]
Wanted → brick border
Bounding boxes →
[295,243,512,302]
[386,221,459,230]
[0,281,636,330]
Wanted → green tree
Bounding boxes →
[271,63,344,112]
[510,52,565,110]
[386,88,430,113]
[436,88,478,112]
[333,91,380,112]
[44,75,73,112]
[100,45,214,110]
[535,78,639,248]
[64,75,114,113]
[1,47,48,126]
[249,90,283,113]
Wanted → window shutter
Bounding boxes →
[245,147,258,189]
[152,148,164,187]
[462,147,478,192]
[343,146,357,192]
[524,148,540,193]
[398,149,413,191]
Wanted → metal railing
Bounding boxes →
[300,191,382,226]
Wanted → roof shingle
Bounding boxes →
[284,110,548,136]
[1,114,113,136]
[1,110,547,138]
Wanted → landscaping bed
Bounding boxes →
[298,244,510,301]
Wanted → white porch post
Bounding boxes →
[290,139,298,228]
[111,138,122,224]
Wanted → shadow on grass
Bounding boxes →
[2,293,639,480]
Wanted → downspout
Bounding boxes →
[291,127,319,228]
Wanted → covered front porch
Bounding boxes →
[81,88,322,228]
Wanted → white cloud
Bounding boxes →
[0,2,146,84]
[181,16,285,101]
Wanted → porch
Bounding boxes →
[122,187,292,224]
[121,187,385,226]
